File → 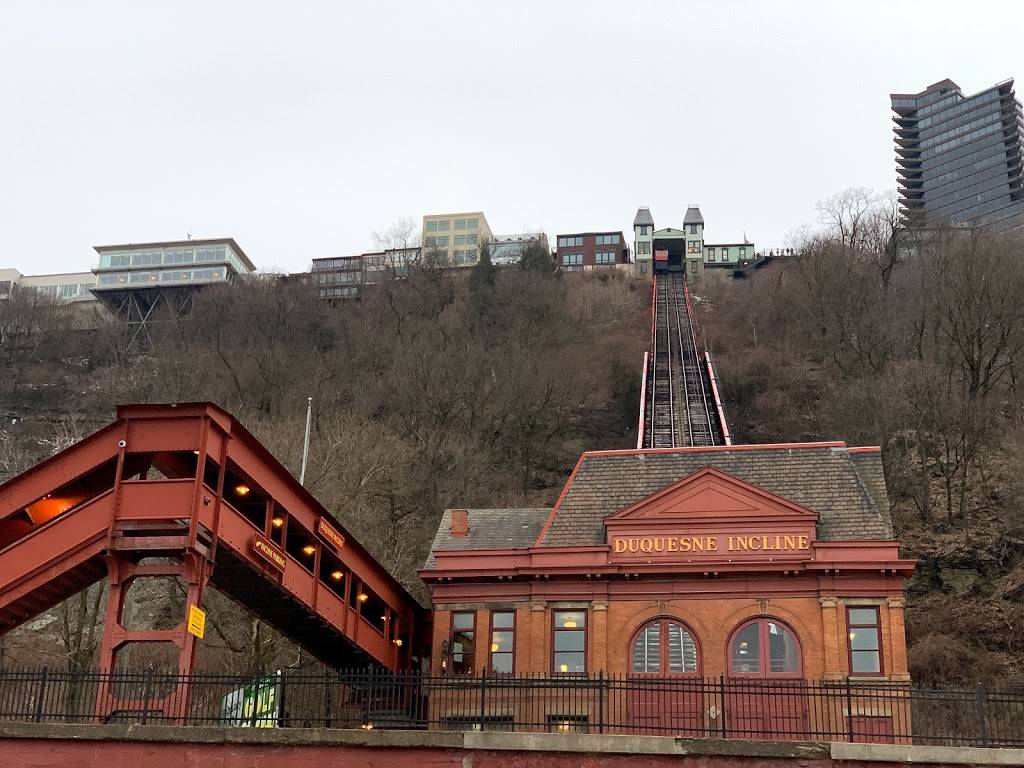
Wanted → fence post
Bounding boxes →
[598,671,605,735]
[975,685,989,746]
[140,669,154,726]
[719,675,727,739]
[845,678,854,743]
[478,669,487,731]
[324,671,334,728]
[32,668,49,723]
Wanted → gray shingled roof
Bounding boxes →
[539,446,892,547]
[425,508,550,567]
[683,206,704,226]
[633,208,655,227]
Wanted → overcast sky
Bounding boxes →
[3,1,1023,274]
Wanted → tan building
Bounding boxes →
[422,212,493,267]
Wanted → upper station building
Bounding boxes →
[421,441,912,732]
[891,78,1024,234]
[0,268,97,305]
[633,206,755,279]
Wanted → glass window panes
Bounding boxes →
[467,219,478,229]
[437,220,450,230]
[553,611,586,674]
[731,622,760,673]
[449,612,475,675]
[455,219,467,230]
[667,622,698,673]
[848,607,882,675]
[767,621,800,673]
[489,610,514,674]
[632,623,661,673]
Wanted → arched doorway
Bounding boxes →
[627,618,702,735]
[726,618,807,739]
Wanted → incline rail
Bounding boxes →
[1,669,1023,746]
[641,276,725,448]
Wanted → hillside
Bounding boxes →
[0,263,648,672]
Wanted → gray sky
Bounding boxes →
[3,1,1023,274]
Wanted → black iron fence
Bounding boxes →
[1,668,1022,746]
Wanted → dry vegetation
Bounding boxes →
[698,189,1024,686]
[0,251,647,673]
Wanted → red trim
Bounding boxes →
[534,453,587,546]
[848,446,882,454]
[704,351,732,446]
[604,465,818,522]
[846,604,884,676]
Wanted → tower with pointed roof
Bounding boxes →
[633,207,655,276]
[683,204,705,278]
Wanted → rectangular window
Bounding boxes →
[595,234,619,245]
[455,219,467,230]
[552,610,586,674]
[707,247,716,260]
[847,606,882,675]
[467,218,478,229]
[466,234,478,245]
[436,220,450,231]
[547,715,589,733]
[426,221,438,233]
[687,241,701,254]
[448,612,476,675]
[638,241,651,254]
[489,611,515,673]
[561,253,582,266]
[436,236,449,247]
[688,224,697,234]
[739,247,747,258]
[721,247,729,260]
[454,235,466,245]
[595,251,615,264]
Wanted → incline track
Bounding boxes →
[643,274,722,448]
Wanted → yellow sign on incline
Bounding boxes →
[187,605,206,639]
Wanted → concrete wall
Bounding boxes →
[2,722,1022,768]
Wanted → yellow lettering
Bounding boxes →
[784,535,796,550]
[614,539,627,554]
[736,537,749,551]
[692,537,705,552]
[640,538,653,553]
[798,535,810,550]
[748,536,762,550]
[727,536,735,551]
[679,537,691,552]
[653,538,665,552]
[667,538,679,552]
[628,539,640,553]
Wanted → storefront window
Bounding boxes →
[730,618,801,676]
[489,611,515,673]
[552,611,586,674]
[847,607,882,675]
[448,612,475,675]
[631,619,699,674]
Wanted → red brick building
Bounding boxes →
[555,231,631,271]
[421,442,913,733]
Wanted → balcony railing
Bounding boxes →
[1,669,1022,746]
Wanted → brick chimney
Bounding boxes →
[450,509,469,538]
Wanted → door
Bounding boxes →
[726,618,808,740]
[627,619,704,736]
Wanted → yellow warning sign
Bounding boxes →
[187,605,206,639]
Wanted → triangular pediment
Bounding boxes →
[606,466,817,526]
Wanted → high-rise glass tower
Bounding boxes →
[891,78,1024,233]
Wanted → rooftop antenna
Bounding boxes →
[187,226,192,241]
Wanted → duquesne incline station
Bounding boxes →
[0,275,915,738]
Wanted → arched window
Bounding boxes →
[729,618,801,677]
[631,619,699,674]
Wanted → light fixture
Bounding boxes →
[302,544,315,556]
[394,638,403,647]
[360,721,374,731]
[330,570,344,581]
[380,615,387,621]
[491,643,499,653]
[849,632,857,641]
[271,517,284,528]
[563,619,577,629]
[559,664,568,673]
[234,484,250,496]
[358,593,369,602]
